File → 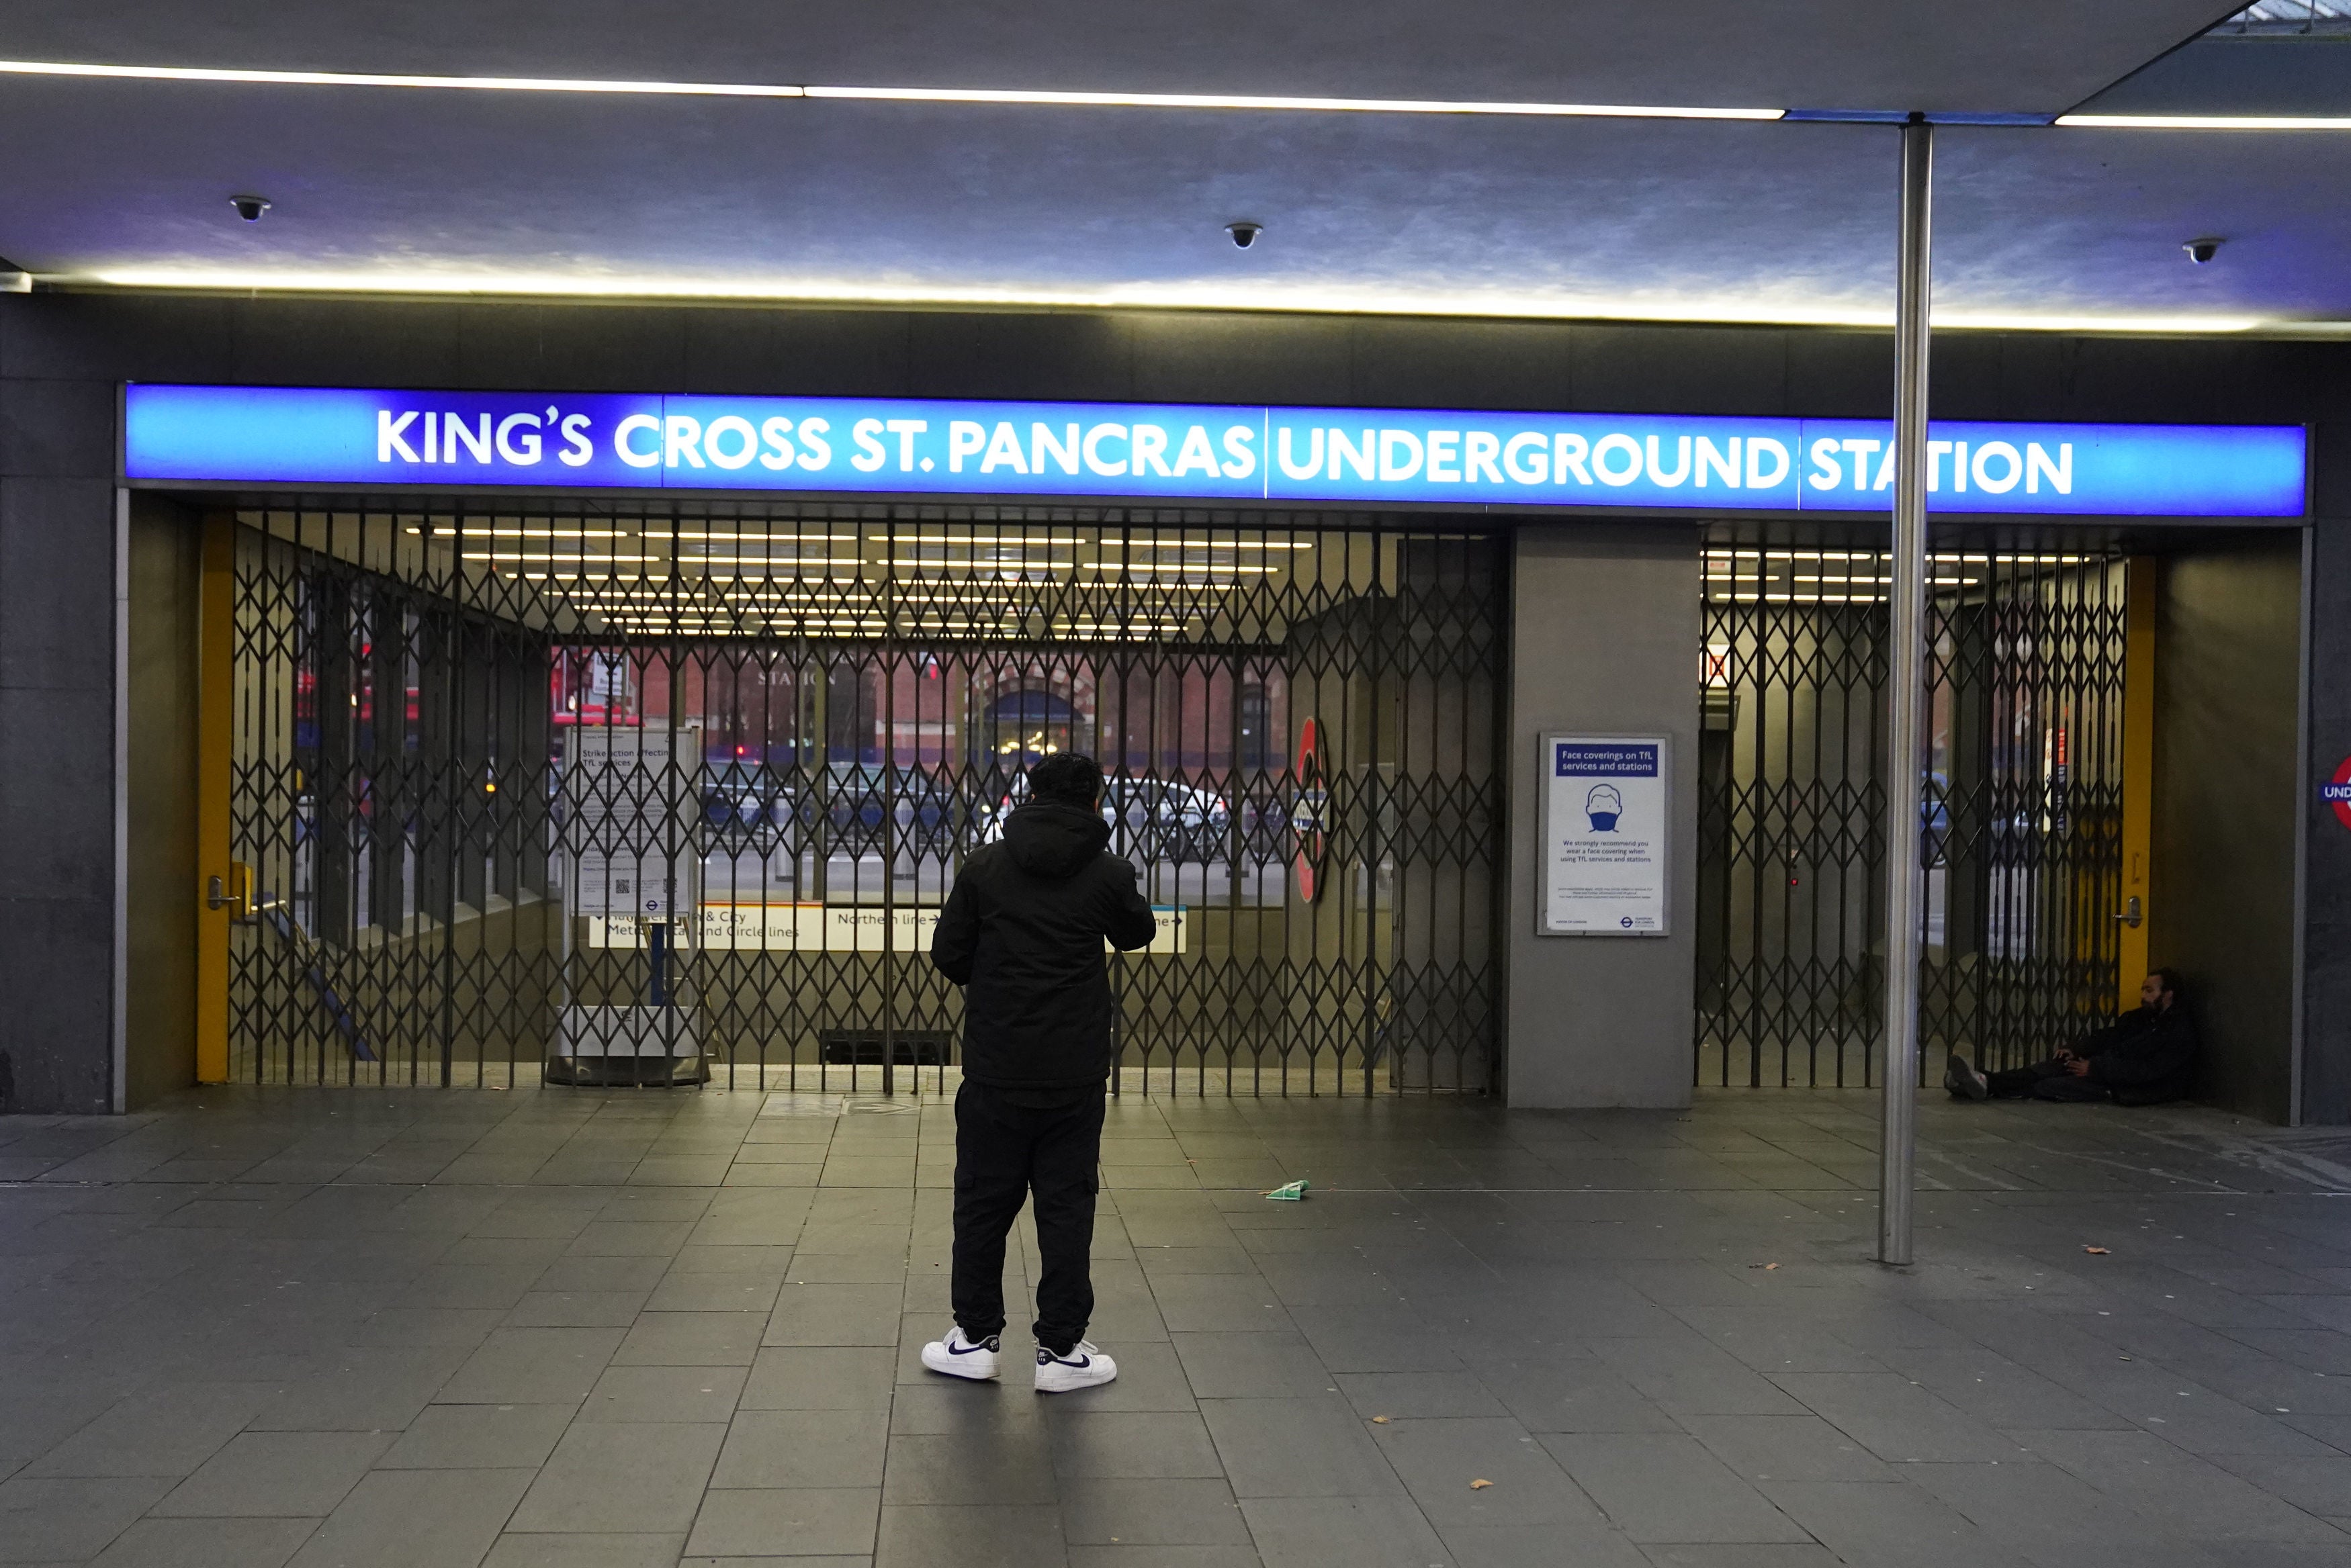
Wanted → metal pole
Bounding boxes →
[1879,114,1933,1267]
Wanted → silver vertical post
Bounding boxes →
[1879,115,1933,1267]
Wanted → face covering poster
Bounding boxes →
[1540,735,1669,935]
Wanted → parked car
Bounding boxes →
[702,761,795,835]
[805,762,966,856]
[982,772,1231,864]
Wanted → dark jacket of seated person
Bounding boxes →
[2070,1002,2199,1107]
[930,802,1161,1091]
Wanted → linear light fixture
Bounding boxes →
[0,60,813,97]
[0,58,1781,120]
[64,267,2276,333]
[2057,113,2351,131]
[799,83,1781,120]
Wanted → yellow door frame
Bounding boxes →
[195,514,234,1082]
[2117,556,2157,1007]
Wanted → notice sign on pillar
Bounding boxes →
[1539,735,1669,935]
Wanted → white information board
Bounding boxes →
[1538,734,1669,935]
[563,725,702,919]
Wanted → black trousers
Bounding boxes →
[1986,1059,2111,1102]
[950,1078,1104,1355]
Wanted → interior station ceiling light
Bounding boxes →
[68,267,2275,334]
[0,58,1782,120]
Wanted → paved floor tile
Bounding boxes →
[714,1409,890,1489]
[875,1502,1065,1568]
[883,1430,1058,1505]
[617,1311,769,1367]
[2008,1428,2348,1542]
[1064,1547,1261,1568]
[149,1431,393,1518]
[1542,1433,1812,1544]
[582,1364,750,1424]
[1170,1333,1337,1399]
[480,1533,688,1567]
[1370,1416,1601,1526]
[377,1402,578,1469]
[508,1421,727,1533]
[23,1383,274,1478]
[1201,1397,1403,1499]
[1439,1522,1652,1568]
[1048,1412,1224,1480]
[247,1346,472,1432]
[439,1326,627,1405]
[85,1516,321,1568]
[766,1285,908,1347]
[285,1467,533,1568]
[1058,1478,1252,1545]
[1238,1494,1451,1568]
[1758,1481,2032,1568]
[742,1347,901,1410]
[1681,1414,1896,1484]
[685,1485,881,1556]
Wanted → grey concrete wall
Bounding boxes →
[124,495,198,1108]
[2304,523,2351,1125]
[0,342,115,1113]
[2154,539,2307,1123]
[1505,526,1701,1108]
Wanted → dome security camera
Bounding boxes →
[2183,237,2222,265]
[1225,222,1262,249]
[231,195,272,222]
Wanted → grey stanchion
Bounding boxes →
[1879,116,1933,1269]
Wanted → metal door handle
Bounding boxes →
[206,863,255,918]
[2115,895,2142,929]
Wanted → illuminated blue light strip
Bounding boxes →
[122,385,2307,518]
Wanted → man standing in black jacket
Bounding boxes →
[922,752,1159,1392]
[1946,969,2199,1105]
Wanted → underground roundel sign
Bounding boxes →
[2326,757,2351,832]
[1293,717,1329,903]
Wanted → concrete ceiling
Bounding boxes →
[4,2,2346,332]
[0,1,2239,111]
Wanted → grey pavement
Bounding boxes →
[8,1080,2351,1566]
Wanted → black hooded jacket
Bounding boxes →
[2080,1003,2199,1107]
[930,802,1160,1090]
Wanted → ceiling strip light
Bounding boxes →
[801,84,1781,120]
[64,268,2272,332]
[2057,113,2351,131]
[0,59,811,97]
[0,58,1780,120]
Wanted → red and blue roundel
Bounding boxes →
[2325,757,2351,833]
[1294,718,1328,904]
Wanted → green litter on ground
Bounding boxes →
[1263,1179,1310,1201]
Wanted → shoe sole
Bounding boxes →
[1034,1366,1118,1393]
[920,1347,1000,1381]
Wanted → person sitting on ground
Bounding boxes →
[1945,968,2197,1106]
[921,751,1159,1393]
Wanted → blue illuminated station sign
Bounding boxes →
[123,385,2307,517]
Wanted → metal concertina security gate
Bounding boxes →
[1697,547,2129,1087]
[222,508,1505,1094]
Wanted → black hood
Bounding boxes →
[1002,802,1110,879]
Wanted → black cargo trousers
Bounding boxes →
[950,1076,1105,1356]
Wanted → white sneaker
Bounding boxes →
[1034,1340,1118,1393]
[920,1326,1002,1381]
